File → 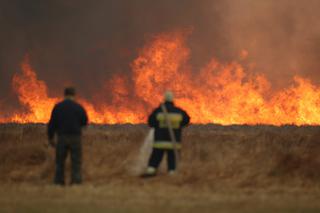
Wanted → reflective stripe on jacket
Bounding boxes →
[148,101,190,148]
[153,141,182,150]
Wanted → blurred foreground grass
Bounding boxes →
[0,183,320,213]
[0,124,320,212]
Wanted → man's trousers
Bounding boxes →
[54,135,82,185]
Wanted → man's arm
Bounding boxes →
[80,106,88,126]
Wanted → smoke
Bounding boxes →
[220,0,320,87]
[1,0,320,111]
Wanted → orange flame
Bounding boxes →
[10,57,58,123]
[1,31,320,125]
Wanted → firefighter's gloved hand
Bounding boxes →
[48,139,56,148]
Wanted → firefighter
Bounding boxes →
[48,87,88,185]
[142,91,190,177]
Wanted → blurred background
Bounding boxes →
[1,0,320,111]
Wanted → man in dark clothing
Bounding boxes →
[48,87,88,185]
[143,91,190,177]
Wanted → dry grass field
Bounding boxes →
[1,124,320,212]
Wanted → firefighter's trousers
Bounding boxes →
[148,148,176,172]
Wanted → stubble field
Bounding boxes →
[0,124,320,212]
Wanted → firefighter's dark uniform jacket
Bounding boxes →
[148,101,190,149]
[48,99,88,139]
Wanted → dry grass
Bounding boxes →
[0,124,320,212]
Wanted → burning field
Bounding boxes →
[1,31,320,125]
[1,1,320,126]
[1,0,320,212]
[1,31,320,212]
[0,124,320,212]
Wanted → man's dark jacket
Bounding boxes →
[148,101,190,144]
[48,99,88,140]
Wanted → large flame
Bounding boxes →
[10,57,58,123]
[1,31,320,125]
